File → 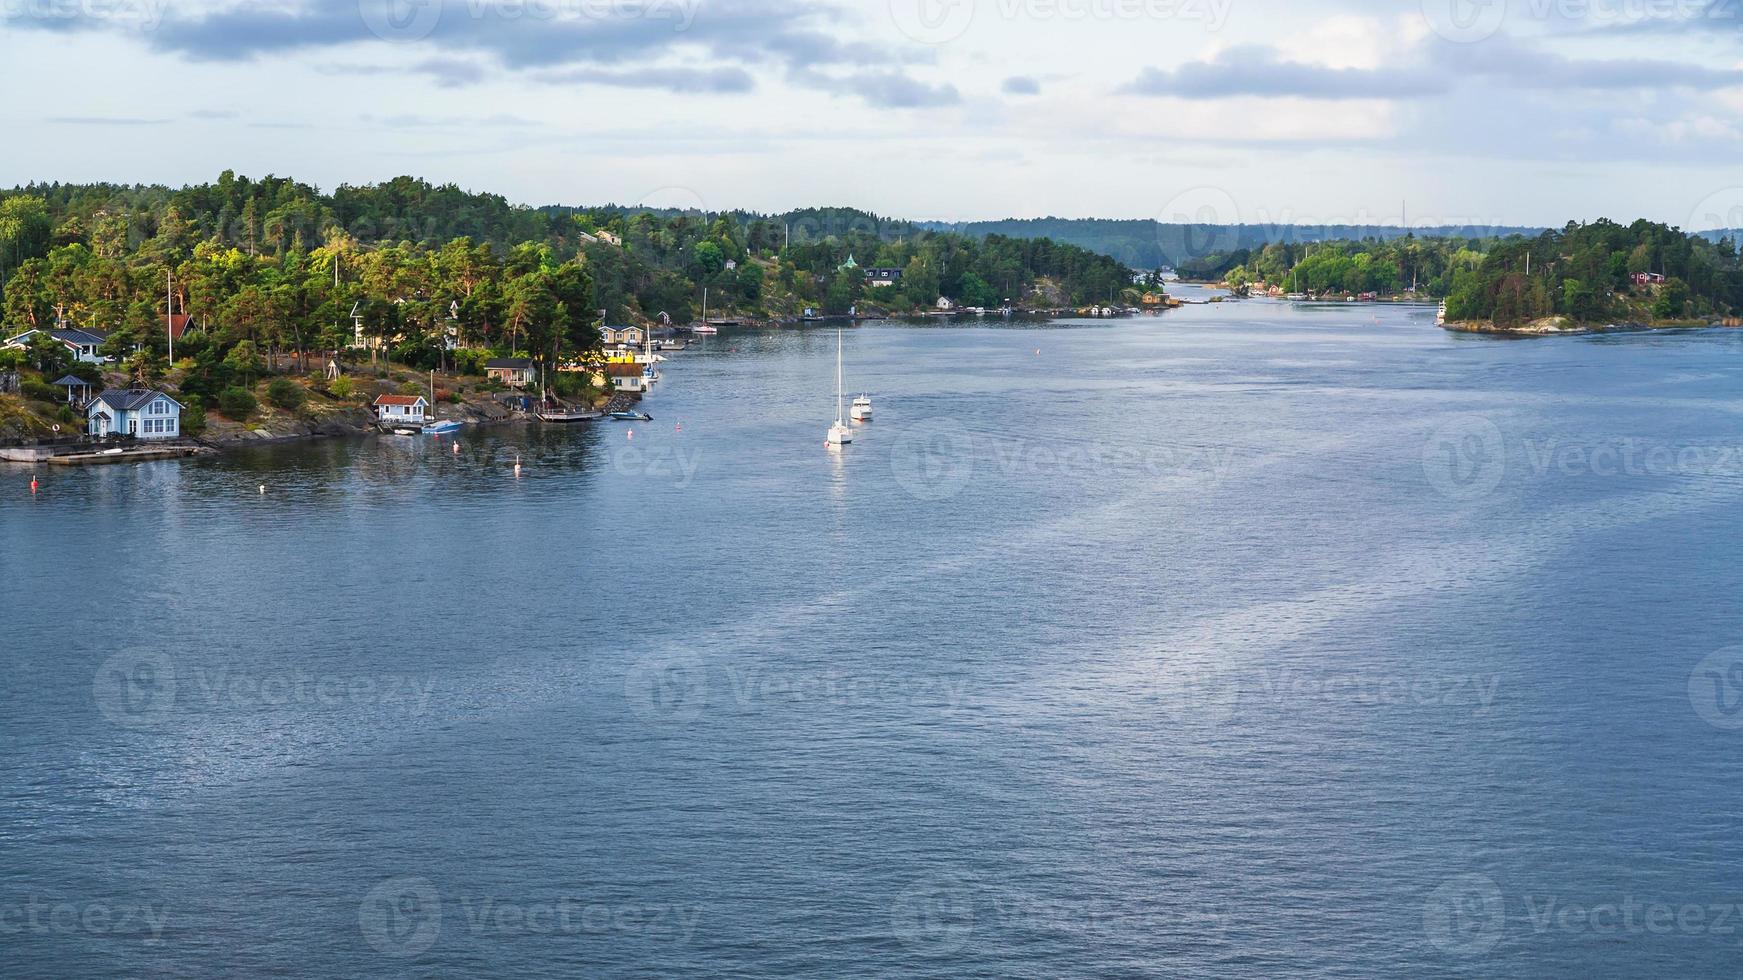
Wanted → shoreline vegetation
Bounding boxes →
[0,172,1135,448]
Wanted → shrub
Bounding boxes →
[21,379,60,402]
[216,386,257,420]
[180,403,206,436]
[329,376,356,399]
[397,380,425,397]
[266,378,305,411]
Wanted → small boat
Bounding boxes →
[609,411,652,422]
[537,408,601,424]
[422,419,464,435]
[657,339,688,351]
[827,330,853,447]
[850,394,872,422]
[691,323,719,335]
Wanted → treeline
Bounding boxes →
[919,217,1542,270]
[1223,237,1490,297]
[0,173,1134,338]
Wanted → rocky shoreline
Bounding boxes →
[1440,317,1726,337]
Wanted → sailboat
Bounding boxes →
[692,287,719,334]
[826,330,853,447]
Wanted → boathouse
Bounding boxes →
[373,394,428,424]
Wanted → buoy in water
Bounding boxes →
[258,484,266,495]
[514,455,522,478]
[452,442,460,454]
[30,477,38,494]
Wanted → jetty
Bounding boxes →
[48,445,202,466]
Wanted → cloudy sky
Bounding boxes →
[6,0,1743,228]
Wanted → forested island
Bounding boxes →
[1213,219,1743,334]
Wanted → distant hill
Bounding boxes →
[914,218,1546,270]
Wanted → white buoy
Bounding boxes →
[514,455,522,478]
[258,484,266,495]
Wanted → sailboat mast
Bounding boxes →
[836,330,844,423]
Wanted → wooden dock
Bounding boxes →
[48,446,201,466]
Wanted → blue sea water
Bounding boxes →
[5,294,1743,978]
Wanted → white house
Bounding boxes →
[373,394,428,424]
[936,297,958,312]
[87,388,183,439]
[4,327,111,364]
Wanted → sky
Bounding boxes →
[5,0,1743,229]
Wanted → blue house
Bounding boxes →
[87,388,183,439]
[3,327,111,364]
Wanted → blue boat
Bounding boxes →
[608,411,652,422]
[422,419,464,435]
